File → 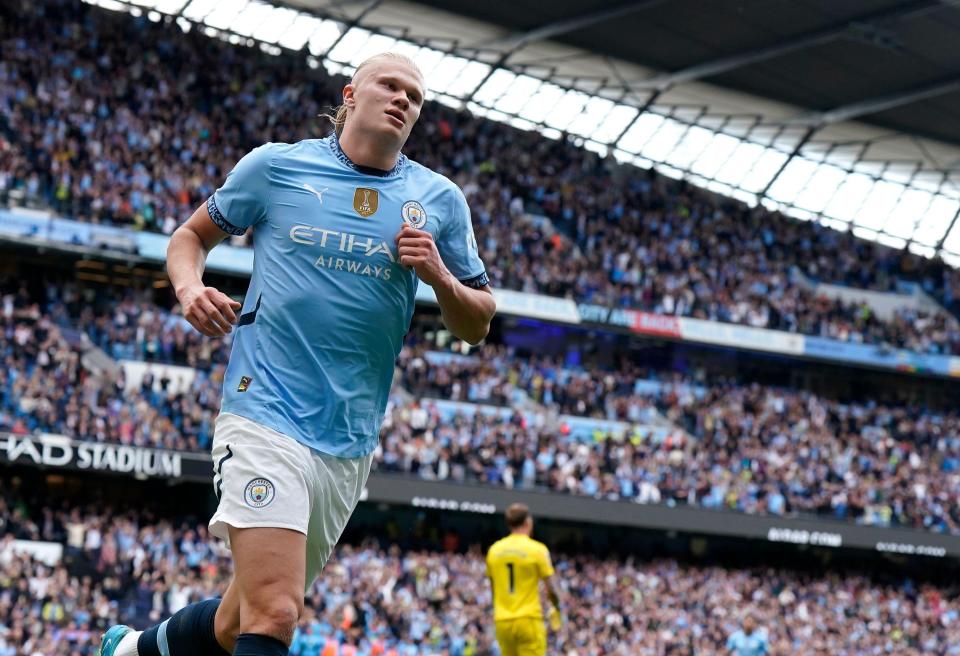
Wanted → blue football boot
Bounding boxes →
[98,625,133,656]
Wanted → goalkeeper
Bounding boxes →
[486,503,564,656]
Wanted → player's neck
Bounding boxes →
[337,128,400,172]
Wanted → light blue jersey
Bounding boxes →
[726,629,768,656]
[208,136,488,457]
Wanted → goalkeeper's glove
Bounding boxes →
[548,607,562,631]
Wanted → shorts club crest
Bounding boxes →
[244,478,275,508]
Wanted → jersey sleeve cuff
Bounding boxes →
[207,195,247,236]
[459,271,489,289]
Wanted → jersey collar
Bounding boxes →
[328,134,406,178]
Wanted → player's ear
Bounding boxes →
[343,83,356,108]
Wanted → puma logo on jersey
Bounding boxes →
[303,183,328,203]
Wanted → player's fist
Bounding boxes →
[548,607,562,632]
[395,224,450,288]
[177,283,242,337]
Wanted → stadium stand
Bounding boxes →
[4,278,960,534]
[3,1,960,355]
[3,494,960,655]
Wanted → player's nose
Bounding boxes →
[392,94,409,112]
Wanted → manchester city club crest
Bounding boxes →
[401,200,428,229]
[353,187,379,217]
[244,478,276,508]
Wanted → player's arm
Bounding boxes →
[167,202,241,337]
[538,544,562,630]
[169,144,271,337]
[485,552,497,608]
[396,187,496,345]
[543,574,563,631]
[395,223,495,344]
[543,574,561,611]
[434,269,496,346]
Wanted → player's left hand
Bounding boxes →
[548,607,563,632]
[395,224,450,287]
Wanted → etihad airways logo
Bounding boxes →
[289,224,395,261]
[289,224,397,280]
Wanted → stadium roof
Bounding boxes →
[410,0,960,147]
[87,0,960,263]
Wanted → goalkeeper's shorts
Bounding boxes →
[495,617,547,656]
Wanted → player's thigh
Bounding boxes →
[494,621,520,656]
[514,618,547,656]
[229,525,307,624]
[303,451,374,588]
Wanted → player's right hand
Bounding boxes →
[178,284,242,337]
[548,607,562,632]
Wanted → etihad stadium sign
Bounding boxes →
[0,433,185,479]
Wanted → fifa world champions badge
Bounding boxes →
[401,200,428,229]
[353,187,379,217]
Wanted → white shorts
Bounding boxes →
[209,412,373,588]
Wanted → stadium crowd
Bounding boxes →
[387,345,960,534]
[4,1,960,356]
[1,280,222,452]
[4,279,960,534]
[2,496,960,655]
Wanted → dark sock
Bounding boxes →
[232,633,289,656]
[138,598,229,656]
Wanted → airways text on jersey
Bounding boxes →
[289,224,397,280]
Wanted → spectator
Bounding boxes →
[726,615,768,656]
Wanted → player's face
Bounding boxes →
[346,60,424,148]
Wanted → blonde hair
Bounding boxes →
[325,53,424,136]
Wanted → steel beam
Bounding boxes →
[789,76,960,127]
[936,203,960,251]
[318,0,384,58]
[631,0,941,91]
[484,0,665,52]
[757,126,817,200]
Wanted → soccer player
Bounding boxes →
[486,503,563,656]
[99,52,495,656]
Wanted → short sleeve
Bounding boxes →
[436,187,489,289]
[208,144,273,235]
[538,546,555,579]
